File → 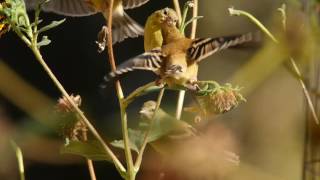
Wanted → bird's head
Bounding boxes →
[139,100,157,120]
[154,7,179,28]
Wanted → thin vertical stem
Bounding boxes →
[10,140,25,180]
[290,58,319,124]
[176,0,199,120]
[190,0,198,39]
[172,0,182,25]
[82,129,97,180]
[105,1,134,179]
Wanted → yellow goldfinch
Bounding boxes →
[144,7,179,51]
[25,0,148,43]
[107,8,256,89]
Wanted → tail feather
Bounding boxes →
[112,12,144,43]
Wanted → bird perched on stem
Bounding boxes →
[24,0,148,43]
[106,8,259,90]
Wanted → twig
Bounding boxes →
[172,0,182,25]
[124,81,157,107]
[228,7,279,43]
[105,0,135,179]
[190,0,198,39]
[82,128,97,180]
[290,58,319,124]
[134,88,165,170]
[10,140,25,180]
[176,0,199,120]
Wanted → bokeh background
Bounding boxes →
[0,0,316,180]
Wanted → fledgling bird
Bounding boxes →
[106,8,258,89]
[140,100,197,139]
[143,7,179,51]
[24,0,147,43]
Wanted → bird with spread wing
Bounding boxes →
[106,8,258,90]
[24,0,149,43]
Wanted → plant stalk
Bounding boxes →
[176,0,199,120]
[105,0,135,179]
[172,0,182,25]
[10,140,25,180]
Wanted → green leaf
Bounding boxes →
[38,19,65,34]
[60,140,112,162]
[111,109,196,153]
[110,129,143,153]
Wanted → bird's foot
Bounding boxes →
[186,79,200,92]
[155,79,166,88]
[96,26,109,53]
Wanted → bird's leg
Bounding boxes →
[185,78,200,91]
[155,78,166,88]
[96,26,109,53]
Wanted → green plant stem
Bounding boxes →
[105,0,135,179]
[134,88,165,170]
[123,81,157,107]
[179,2,189,33]
[290,57,319,124]
[228,7,279,43]
[10,140,25,180]
[228,7,319,124]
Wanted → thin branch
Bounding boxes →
[176,0,199,120]
[82,128,97,180]
[10,140,25,180]
[105,0,135,178]
[190,0,198,39]
[172,0,182,25]
[290,58,319,124]
[134,88,165,170]
[228,7,279,43]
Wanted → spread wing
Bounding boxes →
[122,0,150,9]
[106,48,164,80]
[25,0,96,17]
[187,32,258,63]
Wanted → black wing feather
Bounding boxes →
[188,32,258,63]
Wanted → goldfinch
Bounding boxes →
[106,8,257,89]
[144,7,179,51]
[24,0,148,43]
